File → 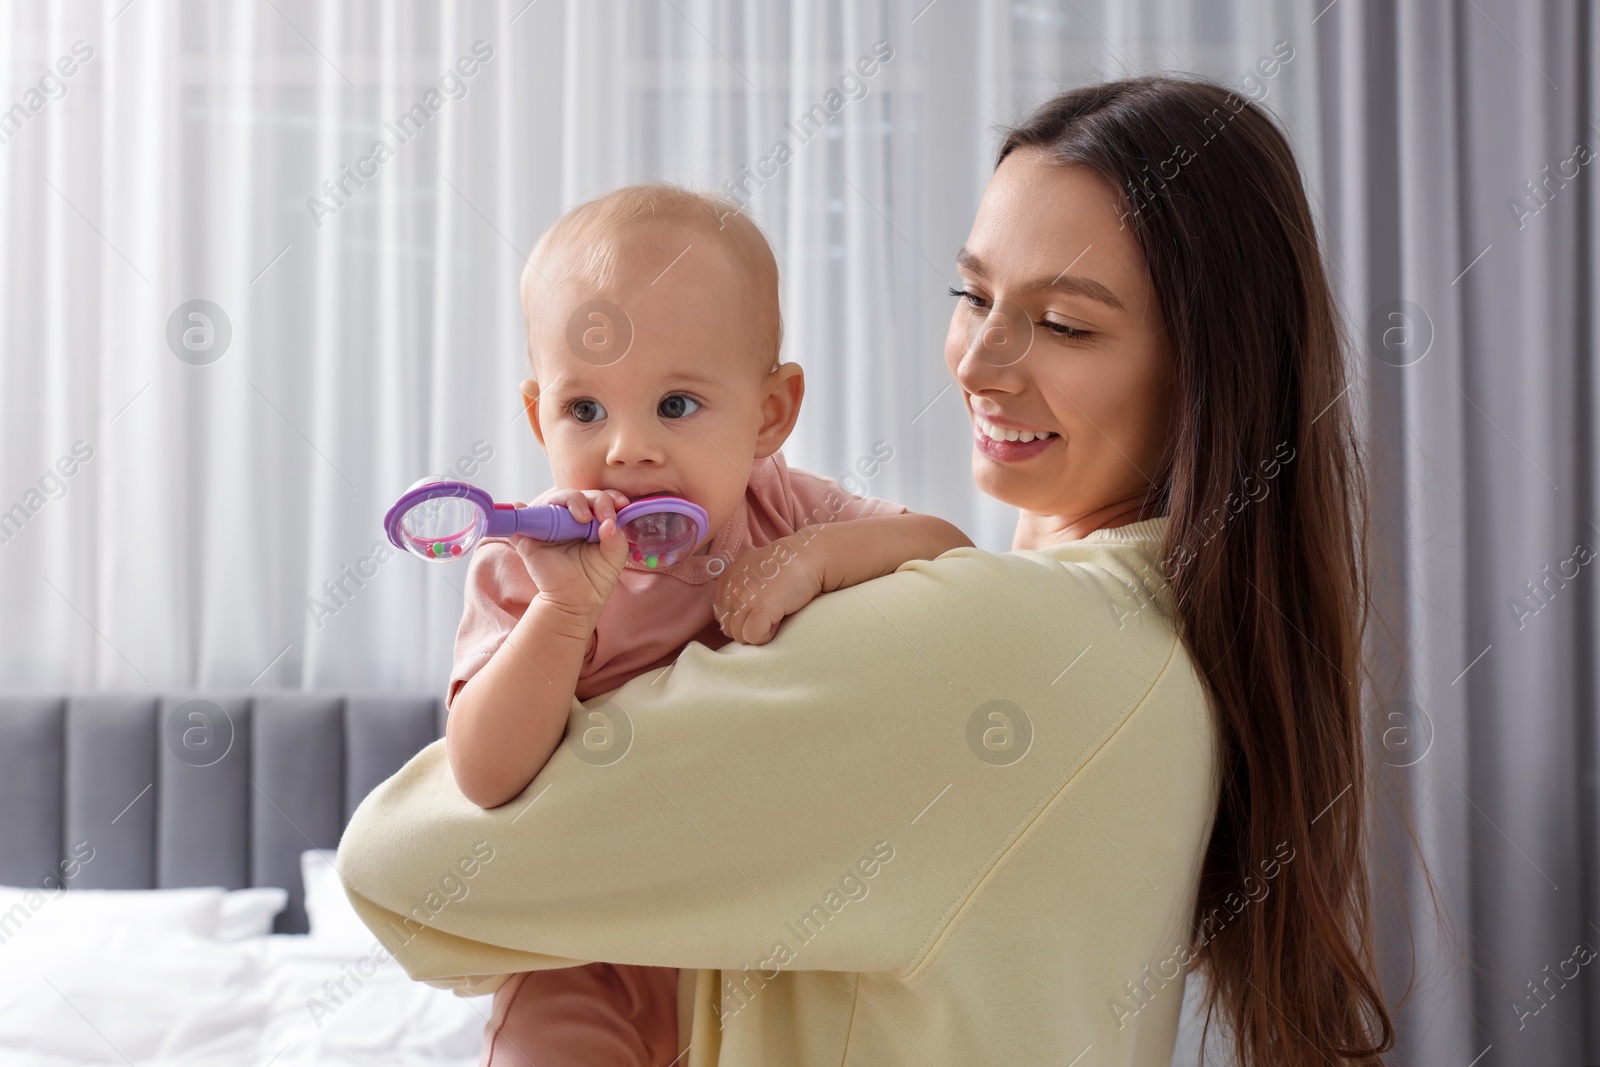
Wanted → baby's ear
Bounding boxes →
[519,378,547,447]
[754,362,804,458]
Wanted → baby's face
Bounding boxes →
[527,241,781,555]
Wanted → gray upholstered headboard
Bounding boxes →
[0,693,444,934]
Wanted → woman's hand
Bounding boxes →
[509,488,631,630]
[713,533,826,645]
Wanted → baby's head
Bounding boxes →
[518,184,803,553]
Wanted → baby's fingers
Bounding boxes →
[537,488,598,521]
[530,488,633,523]
[712,596,738,637]
[717,598,776,646]
[586,490,624,524]
[743,605,784,645]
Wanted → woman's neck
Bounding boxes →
[1012,497,1164,550]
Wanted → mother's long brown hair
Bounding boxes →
[999,77,1395,1064]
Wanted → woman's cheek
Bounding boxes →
[1100,343,1172,471]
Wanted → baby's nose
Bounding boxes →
[604,421,668,465]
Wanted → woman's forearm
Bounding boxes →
[445,598,596,809]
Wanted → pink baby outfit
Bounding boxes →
[446,450,906,1067]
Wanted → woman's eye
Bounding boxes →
[947,286,990,311]
[950,286,1088,340]
[1040,320,1091,340]
[658,393,700,419]
[568,399,606,423]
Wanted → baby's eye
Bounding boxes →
[658,393,700,419]
[568,399,606,423]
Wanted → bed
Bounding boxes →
[0,693,492,1067]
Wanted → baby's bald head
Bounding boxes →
[520,184,782,381]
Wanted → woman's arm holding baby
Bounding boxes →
[447,489,631,810]
[714,512,972,645]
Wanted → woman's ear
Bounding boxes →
[753,362,804,459]
[520,378,546,447]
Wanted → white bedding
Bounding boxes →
[0,880,492,1066]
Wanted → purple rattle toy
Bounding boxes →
[384,478,710,569]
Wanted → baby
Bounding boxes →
[444,184,971,1067]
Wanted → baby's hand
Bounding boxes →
[534,487,632,525]
[508,488,632,625]
[712,535,825,645]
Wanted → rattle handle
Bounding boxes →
[506,503,600,543]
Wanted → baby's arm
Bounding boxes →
[714,512,972,645]
[446,589,597,809]
[446,488,631,810]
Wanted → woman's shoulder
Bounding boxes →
[894,517,1176,624]
[720,517,1189,736]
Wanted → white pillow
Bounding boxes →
[0,884,224,947]
[300,848,377,944]
[217,885,289,939]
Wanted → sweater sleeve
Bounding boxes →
[335,542,1182,995]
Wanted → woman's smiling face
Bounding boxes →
[945,147,1175,547]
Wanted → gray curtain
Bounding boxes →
[1315,2,1598,1066]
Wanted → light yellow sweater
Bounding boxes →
[336,515,1219,1065]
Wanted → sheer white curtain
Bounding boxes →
[0,0,1319,696]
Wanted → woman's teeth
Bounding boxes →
[975,415,1057,444]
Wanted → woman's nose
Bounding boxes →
[954,302,1034,393]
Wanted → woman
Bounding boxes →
[337,75,1395,1066]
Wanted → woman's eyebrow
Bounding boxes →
[955,247,1126,313]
